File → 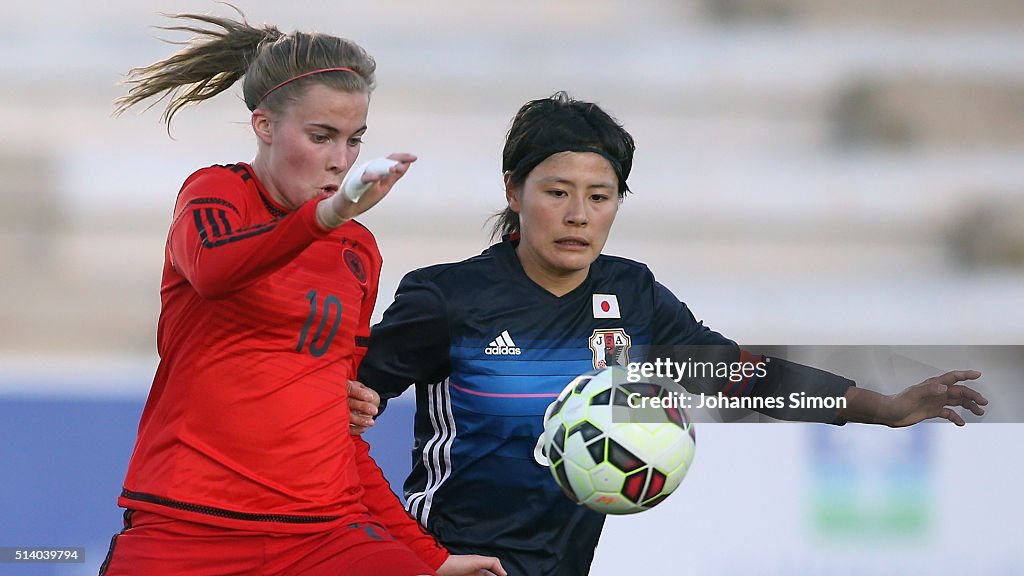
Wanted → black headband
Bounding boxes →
[510,146,629,192]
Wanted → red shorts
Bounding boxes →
[99,510,438,576]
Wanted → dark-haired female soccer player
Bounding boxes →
[100,9,504,576]
[349,92,987,576]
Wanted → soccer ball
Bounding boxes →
[540,365,696,515]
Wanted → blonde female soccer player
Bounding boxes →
[101,9,504,576]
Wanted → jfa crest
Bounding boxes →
[589,329,631,370]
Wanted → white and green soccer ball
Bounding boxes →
[540,366,696,515]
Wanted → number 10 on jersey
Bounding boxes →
[296,290,343,357]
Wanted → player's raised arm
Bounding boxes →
[315,153,417,229]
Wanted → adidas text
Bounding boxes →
[485,345,521,355]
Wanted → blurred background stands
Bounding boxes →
[1,0,1023,358]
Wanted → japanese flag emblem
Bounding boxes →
[592,294,620,319]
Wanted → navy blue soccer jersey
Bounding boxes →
[359,239,852,576]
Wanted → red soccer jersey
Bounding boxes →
[119,163,446,565]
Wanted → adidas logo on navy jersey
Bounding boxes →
[485,330,521,356]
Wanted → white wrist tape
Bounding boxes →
[342,158,399,202]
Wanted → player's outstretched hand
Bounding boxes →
[347,380,379,435]
[316,153,417,229]
[882,370,987,427]
[438,554,507,576]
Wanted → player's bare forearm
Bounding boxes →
[837,386,888,424]
[838,370,986,427]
